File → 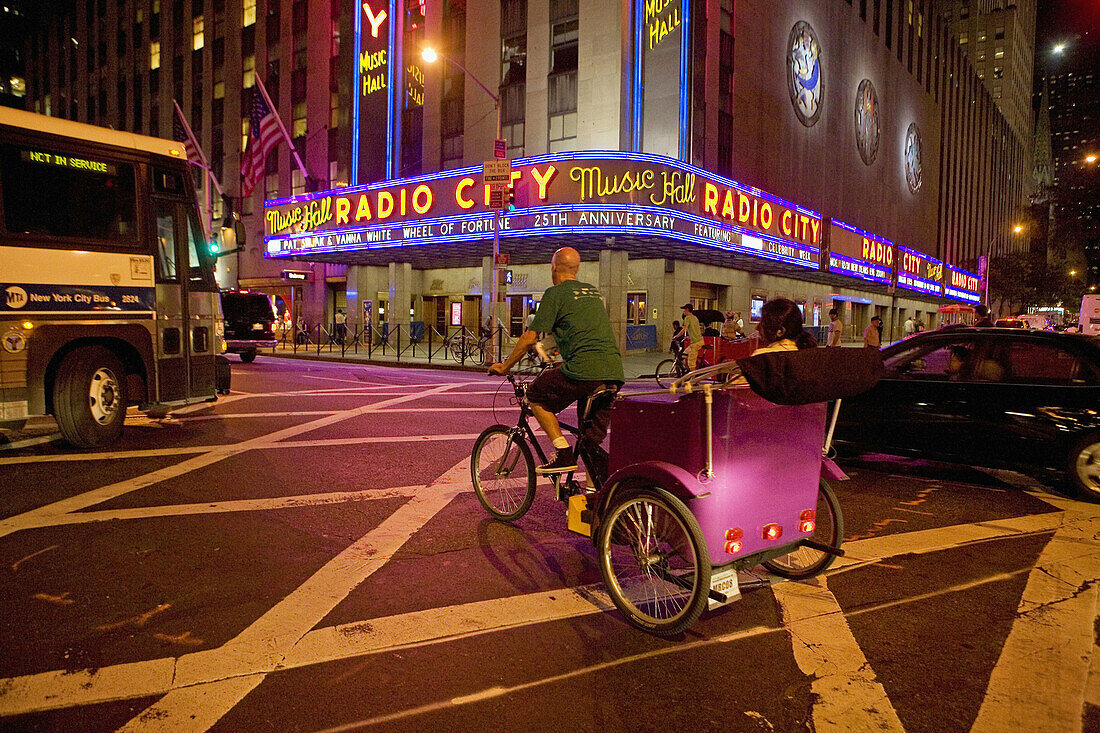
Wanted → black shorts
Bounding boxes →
[526,366,620,444]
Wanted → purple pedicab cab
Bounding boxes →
[607,388,826,569]
[582,346,883,636]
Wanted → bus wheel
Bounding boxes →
[240,349,257,363]
[54,346,127,448]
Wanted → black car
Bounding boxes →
[834,328,1100,500]
[219,291,278,363]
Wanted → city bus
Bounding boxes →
[0,107,235,447]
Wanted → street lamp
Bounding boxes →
[986,223,1025,307]
[421,46,504,360]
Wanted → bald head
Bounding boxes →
[551,247,580,284]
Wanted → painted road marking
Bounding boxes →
[971,504,1100,732]
[0,509,1078,719]
[0,384,461,538]
[773,578,905,732]
[117,457,473,731]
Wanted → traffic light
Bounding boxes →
[506,187,516,212]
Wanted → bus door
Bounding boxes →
[152,198,189,402]
[152,203,218,403]
[182,208,218,397]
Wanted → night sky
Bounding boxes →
[1036,0,1100,66]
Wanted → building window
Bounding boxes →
[150,40,160,69]
[992,85,1002,99]
[993,66,1003,79]
[548,0,578,151]
[626,292,648,325]
[959,32,968,45]
[330,91,339,129]
[243,0,256,27]
[265,172,279,200]
[292,101,306,138]
[292,168,305,195]
[995,27,1005,40]
[500,0,527,155]
[994,47,1004,59]
[193,15,204,50]
[243,54,255,87]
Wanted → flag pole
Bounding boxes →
[172,99,230,241]
[252,75,311,183]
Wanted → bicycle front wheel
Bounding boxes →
[762,479,843,580]
[655,359,682,389]
[598,487,710,636]
[471,425,537,521]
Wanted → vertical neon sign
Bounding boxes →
[352,0,398,184]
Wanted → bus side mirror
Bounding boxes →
[219,214,246,253]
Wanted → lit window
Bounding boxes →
[193,15,204,50]
[243,0,256,27]
[959,33,968,45]
[292,101,306,138]
[995,47,1004,58]
[993,66,1004,79]
[150,40,160,69]
[292,169,305,195]
[242,117,250,150]
[214,80,225,99]
[243,54,255,87]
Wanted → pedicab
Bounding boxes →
[471,347,884,636]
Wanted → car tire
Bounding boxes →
[240,349,257,363]
[54,346,127,448]
[1068,433,1100,502]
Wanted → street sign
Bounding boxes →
[495,253,510,265]
[488,189,505,209]
[494,139,507,159]
[482,159,512,184]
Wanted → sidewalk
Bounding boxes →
[260,341,670,380]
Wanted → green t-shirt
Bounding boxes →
[530,280,624,382]
[684,313,702,343]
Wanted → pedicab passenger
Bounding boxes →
[751,298,819,354]
[489,246,625,476]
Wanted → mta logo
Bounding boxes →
[4,286,27,309]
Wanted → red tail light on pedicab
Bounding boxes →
[799,520,816,533]
[762,523,783,541]
[798,508,816,533]
[799,509,816,521]
[724,528,744,554]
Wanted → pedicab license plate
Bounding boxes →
[708,567,741,610]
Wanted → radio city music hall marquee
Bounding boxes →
[264,152,823,270]
[263,151,980,303]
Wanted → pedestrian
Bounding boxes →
[903,315,915,337]
[674,303,705,370]
[721,310,739,339]
[827,307,843,347]
[974,304,994,327]
[669,320,681,353]
[489,246,624,477]
[334,308,347,344]
[863,316,882,348]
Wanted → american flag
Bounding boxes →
[240,89,282,197]
[172,106,201,165]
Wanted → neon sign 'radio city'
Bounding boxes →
[702,182,821,245]
[950,268,979,292]
[861,237,892,267]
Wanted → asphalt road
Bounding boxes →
[0,356,1098,732]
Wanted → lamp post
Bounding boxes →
[422,47,504,359]
[985,224,1025,309]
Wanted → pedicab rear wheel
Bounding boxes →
[471,425,537,521]
[597,487,710,636]
[762,479,843,580]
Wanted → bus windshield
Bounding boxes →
[0,143,138,245]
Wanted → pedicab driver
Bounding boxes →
[489,246,625,475]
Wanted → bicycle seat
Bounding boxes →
[581,384,621,424]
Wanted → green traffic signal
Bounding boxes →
[507,189,516,212]
[208,241,221,255]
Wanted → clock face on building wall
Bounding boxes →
[786,21,823,127]
[854,79,880,165]
[905,123,923,192]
